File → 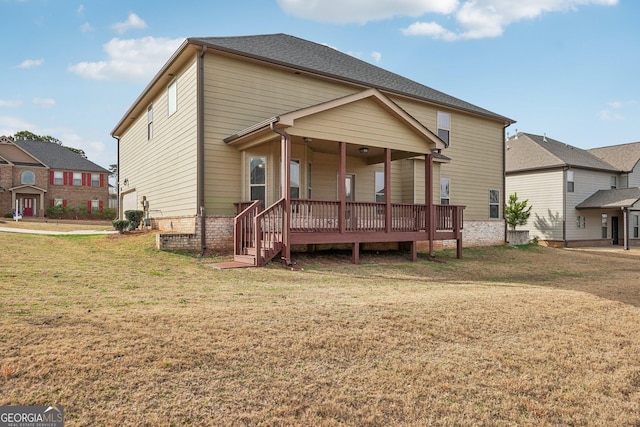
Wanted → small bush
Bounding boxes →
[124,210,144,230]
[112,219,130,234]
[3,212,13,218]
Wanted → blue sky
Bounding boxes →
[1,0,637,169]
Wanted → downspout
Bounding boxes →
[112,135,121,219]
[270,121,292,266]
[198,45,207,253]
[502,124,508,245]
[562,167,568,247]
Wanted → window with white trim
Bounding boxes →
[73,172,82,186]
[437,111,451,146]
[91,199,100,213]
[147,105,153,140]
[249,156,266,205]
[21,170,35,185]
[489,189,500,219]
[610,176,617,189]
[567,170,574,192]
[601,214,608,238]
[92,173,100,187]
[375,171,385,203]
[634,215,639,238]
[440,178,450,205]
[576,216,586,229]
[290,160,300,199]
[54,171,63,185]
[168,80,177,116]
[307,163,312,199]
[54,198,63,207]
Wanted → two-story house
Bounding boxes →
[112,33,514,266]
[506,132,640,248]
[0,136,110,218]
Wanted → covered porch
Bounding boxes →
[226,89,465,266]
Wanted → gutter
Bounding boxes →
[198,45,207,253]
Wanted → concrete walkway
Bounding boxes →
[0,227,117,235]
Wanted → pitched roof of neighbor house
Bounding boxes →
[576,188,640,209]
[588,141,640,172]
[13,139,109,173]
[0,141,44,166]
[506,132,620,173]
[189,34,513,124]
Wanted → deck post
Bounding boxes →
[454,206,463,259]
[425,153,434,256]
[281,132,292,264]
[352,242,360,264]
[410,241,417,261]
[384,148,392,233]
[338,141,346,234]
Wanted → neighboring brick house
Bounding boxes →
[0,136,110,218]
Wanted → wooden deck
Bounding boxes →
[234,199,464,267]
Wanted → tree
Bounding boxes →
[12,130,87,159]
[505,193,532,230]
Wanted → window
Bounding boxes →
[610,176,617,189]
[73,172,82,186]
[489,189,500,219]
[601,214,608,238]
[147,105,153,140]
[634,215,639,238]
[307,163,312,199]
[249,156,266,205]
[437,111,451,146]
[440,177,450,205]
[290,160,300,199]
[91,199,100,213]
[567,170,574,192]
[53,171,63,185]
[54,198,63,207]
[168,80,177,116]
[92,173,100,187]
[375,171,385,203]
[21,170,35,185]
[576,216,586,229]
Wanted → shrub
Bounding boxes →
[505,193,532,230]
[112,219,130,234]
[124,210,144,230]
[3,212,13,218]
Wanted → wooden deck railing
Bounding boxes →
[234,200,262,257]
[288,199,462,233]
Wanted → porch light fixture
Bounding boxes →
[303,137,313,143]
[359,147,369,153]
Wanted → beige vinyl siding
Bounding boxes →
[506,169,564,240]
[565,168,620,241]
[396,98,505,220]
[287,98,434,153]
[203,54,359,214]
[627,165,640,187]
[118,57,198,217]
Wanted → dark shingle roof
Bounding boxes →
[589,141,640,172]
[189,34,513,123]
[506,133,620,173]
[13,140,109,173]
[576,188,640,209]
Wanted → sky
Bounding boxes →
[1,0,638,170]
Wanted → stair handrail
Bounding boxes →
[234,199,263,257]
[254,197,285,266]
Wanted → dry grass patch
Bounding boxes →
[1,232,640,426]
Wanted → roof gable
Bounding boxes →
[225,88,446,153]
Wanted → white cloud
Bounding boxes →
[77,4,85,17]
[371,51,382,63]
[81,22,94,33]
[68,36,183,82]
[111,12,148,34]
[402,0,619,41]
[0,99,23,107]
[598,100,636,121]
[0,116,36,137]
[280,0,618,40]
[33,98,56,108]
[277,0,459,24]
[18,58,44,69]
